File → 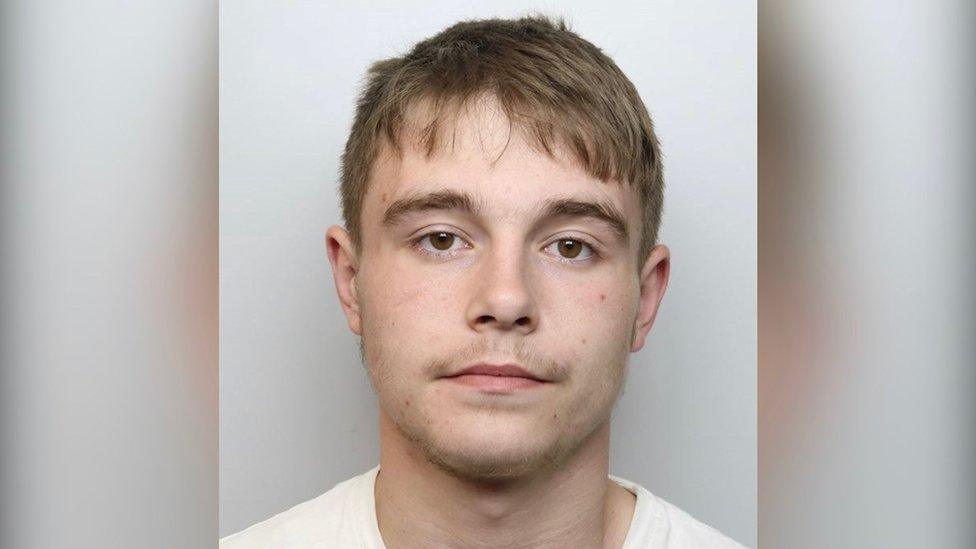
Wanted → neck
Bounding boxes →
[374,410,635,549]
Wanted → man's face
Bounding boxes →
[328,99,668,481]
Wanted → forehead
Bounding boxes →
[362,98,640,230]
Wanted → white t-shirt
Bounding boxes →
[221,467,745,548]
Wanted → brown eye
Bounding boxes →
[416,230,467,257]
[557,239,583,258]
[430,232,455,250]
[544,238,594,262]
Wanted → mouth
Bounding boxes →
[441,363,550,393]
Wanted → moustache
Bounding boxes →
[427,338,566,383]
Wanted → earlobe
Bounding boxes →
[325,225,363,335]
[630,244,671,353]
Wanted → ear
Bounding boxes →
[325,225,363,335]
[630,244,671,352]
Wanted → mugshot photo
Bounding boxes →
[220,2,756,547]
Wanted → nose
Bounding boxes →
[466,242,539,335]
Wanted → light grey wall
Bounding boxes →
[220,1,756,546]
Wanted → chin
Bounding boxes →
[411,428,574,483]
[428,446,562,483]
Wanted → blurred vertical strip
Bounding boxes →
[0,2,217,548]
[759,1,975,547]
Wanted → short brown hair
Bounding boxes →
[340,15,664,263]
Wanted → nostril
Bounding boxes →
[515,317,531,326]
[477,315,494,324]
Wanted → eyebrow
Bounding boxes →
[538,197,630,244]
[381,189,486,227]
[381,189,630,244]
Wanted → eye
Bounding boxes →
[544,238,595,261]
[415,231,468,256]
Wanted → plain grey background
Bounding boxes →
[220,1,756,546]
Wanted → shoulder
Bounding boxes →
[610,474,747,549]
[652,494,747,548]
[220,467,380,549]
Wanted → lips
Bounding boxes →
[446,363,547,382]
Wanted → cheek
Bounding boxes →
[363,262,456,322]
[575,282,634,324]
[555,283,637,362]
[359,263,467,365]
[564,290,634,399]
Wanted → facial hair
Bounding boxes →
[358,330,629,484]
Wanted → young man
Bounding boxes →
[223,16,744,548]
